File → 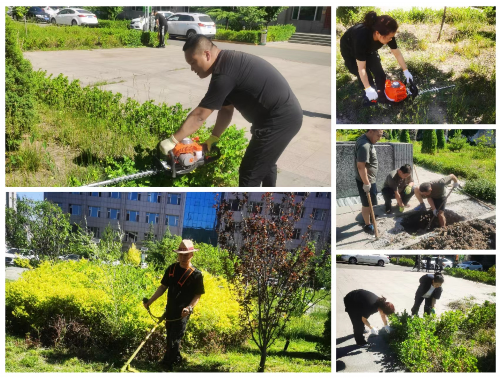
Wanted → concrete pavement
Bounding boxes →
[336,264,496,372]
[24,40,331,187]
[5,267,29,281]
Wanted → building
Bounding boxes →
[220,192,331,253]
[275,6,331,34]
[44,192,185,249]
[6,192,17,210]
[182,192,219,245]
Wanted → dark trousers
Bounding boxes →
[346,310,367,345]
[411,297,433,316]
[159,25,166,46]
[342,51,386,92]
[239,117,302,187]
[163,316,189,367]
[381,186,414,210]
[426,262,431,272]
[356,179,378,208]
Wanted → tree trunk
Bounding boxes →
[283,339,290,352]
[258,348,267,372]
[409,129,418,141]
[437,7,447,42]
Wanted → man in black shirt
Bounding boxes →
[143,240,205,371]
[411,273,444,316]
[159,35,303,187]
[154,10,167,48]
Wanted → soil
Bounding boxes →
[404,218,496,250]
[401,210,466,234]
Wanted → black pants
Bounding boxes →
[163,316,189,367]
[411,297,433,316]
[159,25,166,46]
[346,310,367,345]
[239,117,302,187]
[356,179,378,208]
[343,51,386,93]
[381,186,414,211]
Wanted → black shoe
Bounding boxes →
[161,45,166,48]
[363,224,375,235]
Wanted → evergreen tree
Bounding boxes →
[399,129,411,143]
[421,130,437,154]
[436,129,446,150]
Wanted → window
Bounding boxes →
[128,192,141,201]
[233,222,241,232]
[231,199,242,211]
[316,192,331,198]
[247,201,263,214]
[294,192,307,196]
[125,231,138,243]
[147,192,161,203]
[168,193,181,205]
[88,226,100,238]
[144,233,157,240]
[107,208,121,220]
[89,192,102,197]
[292,228,301,240]
[71,192,82,195]
[56,203,63,209]
[126,210,140,222]
[88,206,101,218]
[299,206,306,218]
[69,204,81,215]
[315,6,323,21]
[109,192,121,199]
[291,6,322,21]
[271,203,281,216]
[308,231,322,242]
[166,214,179,226]
[145,213,160,224]
[312,208,328,221]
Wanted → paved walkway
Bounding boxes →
[336,265,496,372]
[24,40,331,187]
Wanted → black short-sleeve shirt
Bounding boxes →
[344,289,380,318]
[199,50,302,128]
[161,263,205,319]
[155,13,167,27]
[340,23,398,61]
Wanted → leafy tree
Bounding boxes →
[436,129,446,150]
[216,192,323,372]
[143,228,182,269]
[237,6,267,30]
[399,129,411,143]
[204,7,240,30]
[421,130,437,154]
[83,6,123,20]
[97,223,124,262]
[262,6,288,27]
[123,243,141,266]
[11,6,29,20]
[67,217,98,259]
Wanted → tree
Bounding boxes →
[143,228,182,269]
[237,6,267,30]
[11,6,29,20]
[399,129,411,143]
[204,7,239,30]
[123,243,141,266]
[421,130,437,154]
[262,6,288,28]
[67,217,98,259]
[436,129,446,150]
[216,192,325,372]
[97,223,124,262]
[83,6,123,20]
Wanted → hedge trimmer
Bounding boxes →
[84,138,220,187]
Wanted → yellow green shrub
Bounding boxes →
[13,256,33,269]
[123,243,141,266]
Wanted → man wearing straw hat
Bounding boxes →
[143,239,205,371]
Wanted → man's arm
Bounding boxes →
[211,104,234,138]
[356,162,370,186]
[181,294,202,317]
[431,298,437,308]
[144,284,167,308]
[172,106,214,141]
[427,197,436,210]
[394,190,404,207]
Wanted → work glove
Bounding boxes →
[364,86,378,101]
[384,326,392,333]
[204,135,219,151]
[453,182,459,189]
[433,209,438,217]
[403,69,413,83]
[399,206,404,213]
[404,185,412,195]
[370,328,378,335]
[363,183,371,193]
[159,135,178,155]
[431,308,436,315]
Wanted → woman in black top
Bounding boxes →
[340,11,413,104]
[344,289,395,346]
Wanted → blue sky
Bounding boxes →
[16,192,44,201]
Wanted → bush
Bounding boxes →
[13,257,33,269]
[316,309,331,356]
[437,129,446,150]
[444,267,496,285]
[266,24,296,42]
[390,257,415,267]
[336,254,343,261]
[487,265,495,277]
[95,20,130,29]
[448,136,468,152]
[5,260,245,355]
[123,243,141,266]
[399,129,411,143]
[463,178,496,203]
[215,29,260,44]
[421,130,437,154]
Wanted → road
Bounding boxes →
[336,265,496,372]
[5,267,29,281]
[23,38,331,187]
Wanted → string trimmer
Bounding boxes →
[120,298,185,373]
[84,138,220,187]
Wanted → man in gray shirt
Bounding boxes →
[381,164,414,214]
[355,129,384,234]
[414,174,459,227]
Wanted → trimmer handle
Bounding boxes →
[408,78,419,97]
[204,144,221,164]
[143,298,149,308]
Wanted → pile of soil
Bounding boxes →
[404,219,496,250]
[401,210,466,235]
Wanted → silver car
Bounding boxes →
[340,254,389,267]
[457,261,483,271]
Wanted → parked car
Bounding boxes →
[420,257,453,270]
[457,261,483,271]
[40,6,60,17]
[167,13,216,39]
[340,254,389,267]
[58,254,81,261]
[5,247,36,266]
[51,8,98,26]
[26,7,51,23]
[130,11,173,30]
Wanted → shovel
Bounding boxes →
[366,192,379,240]
[425,186,455,231]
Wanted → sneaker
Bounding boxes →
[363,224,375,234]
[385,207,392,214]
[413,203,426,212]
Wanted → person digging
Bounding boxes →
[154,10,167,48]
[411,272,444,317]
[143,239,205,371]
[413,174,459,227]
[381,163,414,214]
[355,129,384,234]
[158,35,303,187]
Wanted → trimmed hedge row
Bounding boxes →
[215,24,296,44]
[444,267,496,285]
[390,257,415,267]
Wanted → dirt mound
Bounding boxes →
[401,210,466,234]
[404,219,496,250]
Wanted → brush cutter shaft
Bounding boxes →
[366,193,379,239]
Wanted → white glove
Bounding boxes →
[453,182,459,189]
[370,328,378,335]
[433,209,438,217]
[384,326,392,333]
[159,136,179,155]
[403,69,413,83]
[364,87,378,101]
[363,183,371,193]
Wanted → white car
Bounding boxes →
[420,257,453,269]
[457,261,483,271]
[167,13,216,39]
[40,6,60,17]
[340,254,389,267]
[130,11,173,31]
[51,8,98,26]
[6,247,36,266]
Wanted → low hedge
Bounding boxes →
[267,24,296,42]
[95,20,130,29]
[390,257,415,267]
[215,24,296,44]
[336,254,342,261]
[5,260,245,356]
[444,267,496,285]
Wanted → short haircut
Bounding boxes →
[420,182,432,193]
[434,273,445,284]
[183,35,215,55]
[400,164,411,174]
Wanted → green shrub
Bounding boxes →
[266,24,296,42]
[444,267,495,285]
[123,243,141,266]
[215,29,260,44]
[5,260,244,354]
[390,257,415,267]
[336,254,343,261]
[437,129,446,150]
[399,129,411,143]
[316,309,331,356]
[487,265,495,277]
[95,20,130,29]
[448,135,468,152]
[13,257,33,269]
[463,178,496,203]
[421,130,437,154]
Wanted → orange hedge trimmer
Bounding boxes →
[370,79,455,105]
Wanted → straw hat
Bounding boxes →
[174,239,199,254]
